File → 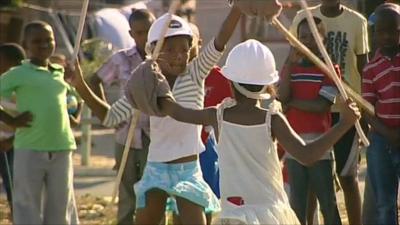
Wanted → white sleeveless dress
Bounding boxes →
[213,99,300,225]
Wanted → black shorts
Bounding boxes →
[331,113,357,176]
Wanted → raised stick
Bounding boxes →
[71,0,89,62]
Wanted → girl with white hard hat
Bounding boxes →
[159,39,361,224]
[71,5,243,225]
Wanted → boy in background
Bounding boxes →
[362,3,400,225]
[280,17,342,225]
[0,21,78,225]
[290,1,370,224]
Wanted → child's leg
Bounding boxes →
[332,113,361,225]
[306,191,320,225]
[176,196,206,225]
[0,151,13,206]
[309,160,342,225]
[135,189,168,224]
[366,132,399,225]
[362,174,378,225]
[12,150,45,225]
[43,151,77,225]
[286,158,309,224]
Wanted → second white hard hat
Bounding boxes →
[222,39,279,85]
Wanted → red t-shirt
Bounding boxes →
[283,63,340,134]
[362,51,400,128]
[201,67,233,143]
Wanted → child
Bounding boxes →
[166,22,235,225]
[89,8,155,225]
[362,3,400,225]
[71,6,242,225]
[279,17,342,225]
[0,43,26,214]
[0,21,78,225]
[157,39,360,224]
[290,2,370,223]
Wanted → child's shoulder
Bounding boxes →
[1,64,26,77]
[363,53,386,74]
[342,5,367,22]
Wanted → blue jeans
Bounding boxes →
[366,132,400,225]
[286,159,342,225]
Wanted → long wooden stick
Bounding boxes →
[71,0,89,62]
[271,18,371,146]
[111,0,181,204]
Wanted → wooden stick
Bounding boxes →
[271,19,374,116]
[298,0,369,146]
[271,18,372,146]
[111,0,181,204]
[71,0,89,62]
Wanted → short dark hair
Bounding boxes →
[0,43,26,63]
[375,3,400,20]
[22,20,52,42]
[129,8,155,25]
[297,16,324,36]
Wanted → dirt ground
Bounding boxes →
[0,195,117,225]
[0,194,349,225]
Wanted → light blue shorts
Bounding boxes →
[134,160,220,213]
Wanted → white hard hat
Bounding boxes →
[147,13,193,45]
[222,39,279,85]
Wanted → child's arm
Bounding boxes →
[0,108,32,128]
[272,100,360,165]
[0,136,14,152]
[89,75,107,101]
[69,102,83,127]
[363,112,400,147]
[189,5,242,85]
[158,97,216,126]
[69,62,111,122]
[214,5,242,51]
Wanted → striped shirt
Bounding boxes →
[282,63,340,160]
[97,46,149,149]
[362,51,400,128]
[104,39,224,162]
[284,63,340,134]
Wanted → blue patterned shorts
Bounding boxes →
[134,160,220,213]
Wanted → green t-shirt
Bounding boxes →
[0,60,76,151]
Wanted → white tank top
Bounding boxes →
[216,99,289,207]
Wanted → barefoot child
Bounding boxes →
[158,39,360,224]
[0,21,78,225]
[71,6,243,224]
